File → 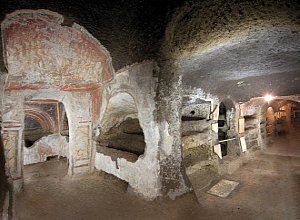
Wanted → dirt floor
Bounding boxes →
[16,127,300,220]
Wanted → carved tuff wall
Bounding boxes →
[95,61,161,199]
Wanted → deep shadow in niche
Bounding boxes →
[97,117,145,163]
[218,102,228,156]
[181,115,206,121]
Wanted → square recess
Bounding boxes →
[207,179,239,198]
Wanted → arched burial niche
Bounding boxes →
[97,93,145,162]
[23,100,69,165]
[218,99,237,157]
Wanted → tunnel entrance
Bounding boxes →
[262,99,300,158]
[97,93,145,163]
[264,99,300,138]
[23,100,69,167]
[217,100,237,157]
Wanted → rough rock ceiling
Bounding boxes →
[181,29,300,101]
[164,0,300,101]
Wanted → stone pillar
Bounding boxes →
[69,121,92,175]
[1,121,23,192]
[257,106,264,148]
[286,103,292,124]
[156,60,191,199]
[1,92,25,192]
[66,93,93,176]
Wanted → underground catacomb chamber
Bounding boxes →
[24,100,69,165]
[97,93,145,163]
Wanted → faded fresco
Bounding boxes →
[75,124,91,160]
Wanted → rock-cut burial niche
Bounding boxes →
[180,100,212,168]
[97,93,145,163]
[24,100,69,165]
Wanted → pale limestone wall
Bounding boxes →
[95,61,161,199]
[241,98,280,149]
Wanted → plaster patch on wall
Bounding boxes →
[74,124,91,161]
[159,122,174,157]
[214,144,222,159]
[240,137,247,152]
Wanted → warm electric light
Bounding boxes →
[264,94,274,102]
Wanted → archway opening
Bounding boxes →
[97,93,145,163]
[23,100,69,167]
[218,100,236,157]
[263,99,300,137]
[261,98,300,157]
[218,102,228,156]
